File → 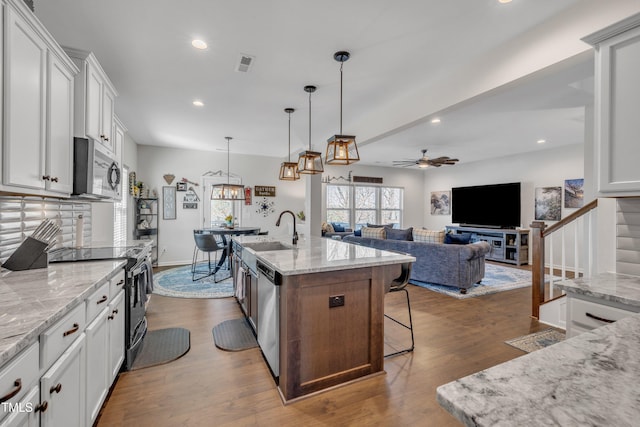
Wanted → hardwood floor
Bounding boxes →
[97,266,546,426]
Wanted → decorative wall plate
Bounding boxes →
[256,197,275,217]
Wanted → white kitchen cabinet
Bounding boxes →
[45,51,75,194]
[0,343,39,425]
[65,47,118,154]
[1,0,77,197]
[0,385,40,427]
[583,13,640,196]
[2,3,47,190]
[108,290,125,382]
[113,115,126,169]
[40,334,86,427]
[85,309,109,426]
[566,291,640,338]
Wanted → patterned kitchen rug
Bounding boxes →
[505,328,566,353]
[410,263,557,299]
[153,264,234,299]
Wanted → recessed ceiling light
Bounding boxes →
[537,139,546,144]
[193,100,204,107]
[498,0,513,4]
[191,39,207,50]
[431,118,441,124]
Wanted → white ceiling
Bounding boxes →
[34,0,640,168]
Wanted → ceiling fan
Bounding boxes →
[392,149,459,168]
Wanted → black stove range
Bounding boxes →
[49,245,152,371]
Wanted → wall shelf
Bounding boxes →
[135,198,158,265]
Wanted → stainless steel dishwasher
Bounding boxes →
[256,260,281,378]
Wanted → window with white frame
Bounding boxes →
[326,183,403,230]
[202,175,243,228]
[113,165,128,244]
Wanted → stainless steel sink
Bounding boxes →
[243,241,292,252]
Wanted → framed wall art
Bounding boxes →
[564,178,584,208]
[430,191,451,215]
[535,186,561,221]
[163,186,177,220]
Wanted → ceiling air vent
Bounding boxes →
[236,54,255,72]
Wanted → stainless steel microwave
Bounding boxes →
[73,137,121,200]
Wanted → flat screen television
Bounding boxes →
[451,182,521,229]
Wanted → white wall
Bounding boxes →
[422,144,585,231]
[136,145,306,265]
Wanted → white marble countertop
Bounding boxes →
[0,260,126,369]
[233,235,415,275]
[437,313,640,426]
[555,272,640,307]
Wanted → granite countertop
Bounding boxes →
[437,313,640,426]
[555,272,640,307]
[0,260,126,369]
[233,235,415,275]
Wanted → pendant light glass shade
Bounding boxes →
[298,85,324,174]
[211,137,246,200]
[279,108,300,181]
[326,51,359,165]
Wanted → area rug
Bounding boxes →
[153,264,234,299]
[212,318,258,351]
[131,327,190,370]
[410,263,552,299]
[505,328,566,353]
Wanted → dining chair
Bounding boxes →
[191,230,227,281]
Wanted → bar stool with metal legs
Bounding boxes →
[384,262,415,358]
[191,231,227,281]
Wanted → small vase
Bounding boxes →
[226,221,234,228]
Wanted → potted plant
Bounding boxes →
[296,211,305,222]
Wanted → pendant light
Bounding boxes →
[279,108,300,181]
[297,85,324,175]
[211,137,245,200]
[326,51,359,165]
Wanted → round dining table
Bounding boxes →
[194,226,261,274]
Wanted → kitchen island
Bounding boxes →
[436,273,640,427]
[232,235,415,403]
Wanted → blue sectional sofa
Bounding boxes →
[342,235,491,293]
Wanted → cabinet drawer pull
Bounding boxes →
[63,323,80,337]
[35,401,48,412]
[51,177,59,183]
[116,279,125,286]
[585,312,615,323]
[50,383,62,394]
[108,314,115,320]
[0,378,21,403]
[104,137,110,141]
[112,308,119,315]
[42,175,51,181]
[97,295,108,304]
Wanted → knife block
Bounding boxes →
[2,236,49,271]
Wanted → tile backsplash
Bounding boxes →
[0,196,92,263]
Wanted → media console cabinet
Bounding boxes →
[446,226,529,266]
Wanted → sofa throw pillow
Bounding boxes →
[386,227,414,241]
[445,233,472,245]
[354,228,362,236]
[413,228,445,243]
[331,222,345,232]
[322,222,335,233]
[361,226,386,239]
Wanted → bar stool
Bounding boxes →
[385,262,414,358]
[191,231,227,281]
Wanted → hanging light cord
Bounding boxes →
[226,137,231,185]
[288,111,292,161]
[339,61,343,134]
[308,90,312,150]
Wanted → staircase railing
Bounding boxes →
[530,199,598,318]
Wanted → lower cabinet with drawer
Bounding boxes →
[40,334,86,427]
[1,266,126,427]
[566,292,640,338]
